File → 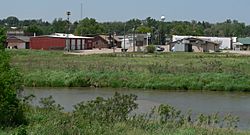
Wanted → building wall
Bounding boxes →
[93,36,109,49]
[205,43,219,52]
[85,39,93,49]
[30,37,65,50]
[192,43,218,52]
[7,38,27,49]
[172,35,232,49]
[31,37,92,50]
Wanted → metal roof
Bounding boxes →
[170,37,219,45]
[98,35,121,42]
[7,36,30,42]
[238,38,250,45]
[34,33,93,39]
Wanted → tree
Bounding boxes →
[0,34,25,126]
[25,25,43,36]
[51,18,68,33]
[75,18,104,36]
[5,16,19,27]
[136,25,152,34]
[0,27,6,47]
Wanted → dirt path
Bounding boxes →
[64,48,122,55]
[223,50,250,56]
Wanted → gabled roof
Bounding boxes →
[171,37,219,45]
[7,36,30,42]
[97,35,121,42]
[238,38,250,45]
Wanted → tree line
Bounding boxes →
[1,16,250,44]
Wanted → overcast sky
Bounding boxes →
[1,0,249,24]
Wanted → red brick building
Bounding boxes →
[30,33,93,50]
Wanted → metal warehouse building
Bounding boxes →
[30,33,93,50]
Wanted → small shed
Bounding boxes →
[170,37,220,52]
[6,36,30,49]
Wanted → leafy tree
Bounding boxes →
[25,25,43,36]
[75,18,104,36]
[51,18,68,33]
[101,21,124,35]
[0,27,6,46]
[0,45,25,127]
[136,25,152,34]
[5,16,19,27]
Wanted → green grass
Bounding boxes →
[8,49,250,91]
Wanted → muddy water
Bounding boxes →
[23,87,250,129]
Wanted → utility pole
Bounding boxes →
[160,15,166,45]
[113,32,115,53]
[66,11,71,51]
[123,23,126,53]
[81,3,83,20]
[133,27,135,52]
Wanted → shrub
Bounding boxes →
[146,45,156,53]
[73,92,138,124]
[0,47,25,127]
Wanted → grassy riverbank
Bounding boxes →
[9,49,250,91]
[1,93,249,135]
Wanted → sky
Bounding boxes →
[1,0,250,24]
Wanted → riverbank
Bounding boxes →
[9,49,250,91]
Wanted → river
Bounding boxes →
[23,87,250,129]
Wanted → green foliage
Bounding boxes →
[0,48,25,127]
[0,27,6,47]
[73,92,138,124]
[1,16,250,38]
[5,16,19,27]
[146,45,156,53]
[24,24,43,36]
[136,25,152,34]
[8,50,250,91]
[39,96,64,111]
[51,18,68,33]
[75,18,104,35]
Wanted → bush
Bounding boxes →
[146,45,156,53]
[73,92,138,124]
[0,47,25,127]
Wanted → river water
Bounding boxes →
[23,87,250,130]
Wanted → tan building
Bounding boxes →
[170,37,220,52]
[93,35,121,49]
[6,36,30,49]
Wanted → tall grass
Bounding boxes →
[8,49,250,91]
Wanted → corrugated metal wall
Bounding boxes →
[30,37,65,50]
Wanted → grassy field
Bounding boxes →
[8,49,250,91]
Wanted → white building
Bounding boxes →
[172,35,235,50]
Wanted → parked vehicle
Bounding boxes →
[156,46,165,52]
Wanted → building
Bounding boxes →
[170,37,220,52]
[117,34,149,52]
[235,38,250,50]
[6,36,30,49]
[93,35,121,49]
[172,35,234,50]
[30,33,93,50]
[7,30,25,37]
